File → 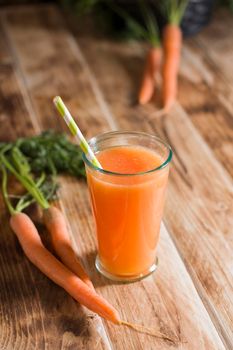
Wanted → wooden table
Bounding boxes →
[0,4,232,349]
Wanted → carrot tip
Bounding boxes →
[119,320,178,343]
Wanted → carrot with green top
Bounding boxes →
[139,47,162,105]
[162,0,188,111]
[108,2,162,105]
[0,146,93,290]
[138,3,162,105]
[0,158,120,323]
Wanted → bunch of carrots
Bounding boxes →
[138,0,188,111]
[0,141,176,342]
[0,145,120,323]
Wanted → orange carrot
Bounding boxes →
[162,24,182,112]
[138,47,162,105]
[10,212,121,324]
[43,206,94,291]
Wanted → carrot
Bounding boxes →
[161,0,188,111]
[162,24,182,111]
[138,47,162,105]
[0,147,94,289]
[10,212,121,324]
[43,206,95,291]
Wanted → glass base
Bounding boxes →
[95,256,158,283]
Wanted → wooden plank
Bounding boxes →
[2,5,227,349]
[0,15,111,350]
[173,11,233,179]
[69,29,233,348]
[151,106,233,348]
[2,5,111,137]
[0,25,12,64]
[182,39,233,115]
[177,41,233,178]
[193,10,233,84]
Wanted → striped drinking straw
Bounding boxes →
[53,96,102,168]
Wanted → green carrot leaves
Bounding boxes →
[0,130,85,214]
[162,0,188,25]
[107,1,161,47]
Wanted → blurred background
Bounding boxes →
[0,0,232,38]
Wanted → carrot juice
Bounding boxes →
[83,132,172,281]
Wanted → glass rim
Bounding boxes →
[82,131,173,177]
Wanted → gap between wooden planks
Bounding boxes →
[0,4,230,350]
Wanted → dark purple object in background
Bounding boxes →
[181,0,216,37]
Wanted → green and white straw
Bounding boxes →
[53,96,102,168]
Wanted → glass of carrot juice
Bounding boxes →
[83,131,172,282]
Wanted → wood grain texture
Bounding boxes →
[69,25,233,348]
[193,10,233,85]
[170,10,233,178]
[0,4,231,350]
[0,85,109,349]
[0,10,112,350]
[177,41,233,178]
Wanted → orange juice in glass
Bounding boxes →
[83,131,172,281]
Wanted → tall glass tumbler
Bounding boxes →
[83,131,172,282]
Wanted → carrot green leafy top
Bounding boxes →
[0,130,86,214]
[162,0,188,26]
[108,1,161,47]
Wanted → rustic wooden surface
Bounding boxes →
[0,5,232,349]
